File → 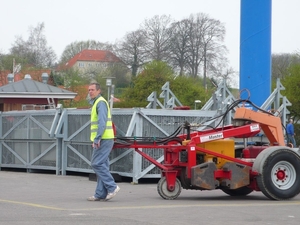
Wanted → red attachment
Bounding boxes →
[173,106,190,110]
[134,147,171,171]
[162,171,178,191]
[177,123,261,141]
[248,169,260,191]
[242,146,268,158]
[190,123,261,145]
[214,170,231,179]
[113,122,265,192]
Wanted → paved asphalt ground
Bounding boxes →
[0,171,300,225]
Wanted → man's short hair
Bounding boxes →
[89,82,101,90]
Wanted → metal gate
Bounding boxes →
[54,108,217,183]
[0,109,60,174]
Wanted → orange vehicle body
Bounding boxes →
[234,107,285,146]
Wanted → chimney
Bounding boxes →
[41,73,49,84]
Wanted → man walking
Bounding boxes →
[287,118,296,148]
[87,82,120,201]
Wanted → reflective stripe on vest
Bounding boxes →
[90,96,114,141]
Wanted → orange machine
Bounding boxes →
[234,107,285,146]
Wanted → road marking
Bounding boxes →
[0,199,65,211]
[1,198,300,212]
[71,201,300,211]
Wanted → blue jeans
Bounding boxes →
[287,134,296,148]
[91,139,116,199]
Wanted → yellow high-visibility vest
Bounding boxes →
[90,96,114,141]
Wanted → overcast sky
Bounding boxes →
[0,0,299,78]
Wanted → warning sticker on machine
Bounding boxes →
[200,132,224,142]
[250,124,260,132]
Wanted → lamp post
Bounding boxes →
[105,77,115,102]
[106,77,112,101]
[194,100,201,110]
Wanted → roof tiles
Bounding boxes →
[64,49,122,68]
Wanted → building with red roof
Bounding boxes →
[61,49,124,73]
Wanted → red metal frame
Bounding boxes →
[113,106,290,195]
[113,123,263,192]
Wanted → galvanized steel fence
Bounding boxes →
[0,108,216,182]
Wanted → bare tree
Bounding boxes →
[185,14,205,78]
[60,40,113,64]
[114,30,148,77]
[272,53,300,80]
[184,13,227,83]
[10,22,56,68]
[113,13,228,84]
[140,15,174,63]
[212,64,237,88]
[169,19,191,76]
[200,15,227,87]
[94,63,131,88]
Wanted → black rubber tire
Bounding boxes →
[157,177,182,200]
[256,149,300,200]
[222,186,253,196]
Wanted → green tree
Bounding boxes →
[171,76,207,107]
[52,73,64,86]
[62,68,89,89]
[272,53,300,81]
[281,63,300,145]
[0,54,28,71]
[93,63,131,89]
[282,63,300,121]
[116,60,208,109]
[119,60,174,107]
[58,68,90,108]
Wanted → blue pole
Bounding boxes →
[240,0,272,107]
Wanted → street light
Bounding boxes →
[194,100,201,110]
[105,77,115,102]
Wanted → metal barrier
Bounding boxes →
[0,107,216,183]
[0,109,60,174]
[53,108,216,183]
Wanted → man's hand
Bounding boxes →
[92,140,101,148]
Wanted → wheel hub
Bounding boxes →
[276,169,286,180]
[271,161,296,190]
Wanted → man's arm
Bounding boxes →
[287,124,292,134]
[93,101,108,144]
